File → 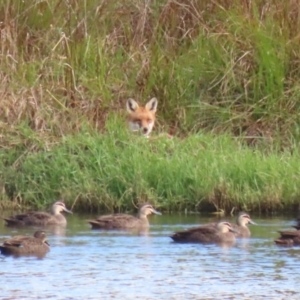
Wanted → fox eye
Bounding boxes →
[134,119,142,125]
[146,118,152,123]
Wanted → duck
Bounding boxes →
[170,221,238,244]
[274,229,300,246]
[88,203,161,230]
[231,212,256,238]
[0,230,50,257]
[3,201,72,227]
[202,212,256,238]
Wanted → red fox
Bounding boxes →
[126,97,158,137]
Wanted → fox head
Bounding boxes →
[126,97,158,137]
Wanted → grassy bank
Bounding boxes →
[1,123,300,213]
[1,1,300,212]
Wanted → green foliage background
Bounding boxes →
[1,0,300,213]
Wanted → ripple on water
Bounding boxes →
[1,215,300,299]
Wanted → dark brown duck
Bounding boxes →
[170,221,238,244]
[275,230,300,246]
[0,230,50,257]
[88,203,161,230]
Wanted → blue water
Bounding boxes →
[1,213,300,299]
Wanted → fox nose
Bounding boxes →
[143,128,148,134]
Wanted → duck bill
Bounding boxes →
[152,209,162,215]
[249,219,257,225]
[63,208,73,214]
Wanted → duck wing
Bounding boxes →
[4,211,51,226]
[275,230,300,246]
[88,213,138,229]
[2,236,32,248]
[171,225,218,243]
[278,230,300,238]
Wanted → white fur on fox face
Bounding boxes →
[128,121,153,137]
[143,122,154,136]
[128,122,142,132]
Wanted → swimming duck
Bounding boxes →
[231,212,256,238]
[202,212,256,238]
[88,203,161,230]
[0,230,50,257]
[170,221,238,244]
[3,201,72,227]
[275,229,300,246]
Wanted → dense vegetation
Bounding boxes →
[1,0,300,213]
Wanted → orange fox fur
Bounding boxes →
[126,97,158,137]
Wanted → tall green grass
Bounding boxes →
[1,121,300,213]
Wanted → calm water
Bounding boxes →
[1,212,300,300]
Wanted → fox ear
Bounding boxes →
[127,98,139,112]
[145,97,158,112]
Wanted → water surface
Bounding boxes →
[1,213,300,299]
